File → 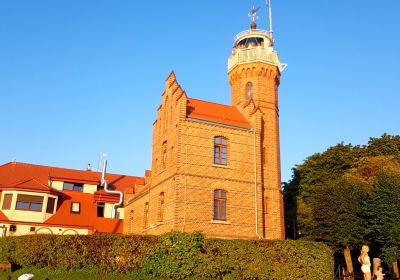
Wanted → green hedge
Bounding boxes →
[0,232,333,280]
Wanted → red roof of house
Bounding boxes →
[186,98,251,129]
[44,191,124,233]
[0,179,61,194]
[0,162,145,192]
[0,162,145,234]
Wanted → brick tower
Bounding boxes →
[228,20,285,239]
[124,8,285,240]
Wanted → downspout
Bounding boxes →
[182,145,188,231]
[253,127,260,238]
[101,160,123,219]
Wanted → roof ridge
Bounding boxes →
[188,97,232,108]
[1,161,143,180]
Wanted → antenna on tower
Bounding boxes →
[266,0,274,39]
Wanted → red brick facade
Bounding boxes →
[124,26,285,240]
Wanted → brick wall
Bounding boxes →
[125,62,284,240]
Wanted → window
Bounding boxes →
[214,136,227,165]
[2,194,13,210]
[46,197,56,214]
[97,202,105,217]
[213,190,227,221]
[143,202,149,229]
[16,194,43,212]
[70,202,80,214]
[158,192,165,222]
[63,182,83,192]
[129,210,134,234]
[162,141,167,169]
[246,82,253,100]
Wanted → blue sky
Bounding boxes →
[1,0,399,182]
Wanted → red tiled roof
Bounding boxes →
[44,191,123,233]
[94,217,123,234]
[45,191,96,228]
[187,98,251,129]
[0,162,145,192]
[0,179,61,194]
[94,189,120,203]
[0,162,144,234]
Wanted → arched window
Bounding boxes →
[213,189,227,221]
[162,141,167,169]
[214,136,227,165]
[129,210,134,234]
[158,192,165,222]
[246,82,253,100]
[143,202,149,229]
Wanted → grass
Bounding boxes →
[0,267,150,280]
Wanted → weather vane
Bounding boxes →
[248,6,260,23]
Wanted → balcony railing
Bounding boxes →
[234,29,273,43]
[227,47,281,71]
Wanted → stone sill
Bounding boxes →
[212,164,230,169]
[210,220,231,225]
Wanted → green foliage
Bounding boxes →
[367,171,400,263]
[284,133,400,266]
[0,232,333,280]
[138,232,205,279]
[0,234,156,271]
[136,232,333,280]
[310,178,367,251]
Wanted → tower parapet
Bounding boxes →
[228,23,283,73]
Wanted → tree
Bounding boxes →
[367,170,400,264]
[310,178,367,252]
[284,134,400,259]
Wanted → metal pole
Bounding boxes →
[253,128,259,238]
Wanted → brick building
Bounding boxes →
[124,21,286,240]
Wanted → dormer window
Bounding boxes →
[63,182,83,192]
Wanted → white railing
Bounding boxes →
[227,47,281,71]
[234,29,273,42]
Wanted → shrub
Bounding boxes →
[0,232,333,279]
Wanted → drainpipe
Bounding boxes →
[101,160,123,219]
[253,127,260,238]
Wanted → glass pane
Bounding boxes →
[213,201,219,219]
[221,138,227,145]
[73,185,83,192]
[30,203,42,211]
[16,202,29,210]
[97,203,105,217]
[221,202,226,220]
[63,182,74,190]
[221,158,227,165]
[46,197,55,214]
[214,190,219,198]
[214,137,220,144]
[214,148,219,156]
[221,191,226,199]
